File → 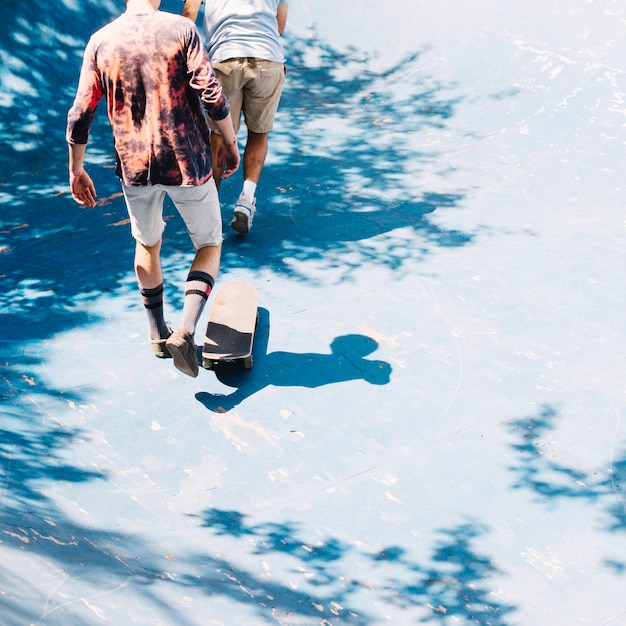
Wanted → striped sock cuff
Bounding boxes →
[141,284,164,309]
[186,271,214,288]
[185,272,214,300]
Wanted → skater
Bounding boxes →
[183,0,288,234]
[66,0,240,377]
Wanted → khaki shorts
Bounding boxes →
[122,179,222,250]
[211,57,285,135]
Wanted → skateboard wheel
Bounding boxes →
[243,355,253,369]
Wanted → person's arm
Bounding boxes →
[213,114,240,179]
[182,22,239,176]
[182,0,203,22]
[67,43,101,207]
[68,143,97,207]
[277,3,288,35]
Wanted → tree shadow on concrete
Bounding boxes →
[195,308,391,412]
[0,0,127,335]
[185,510,364,622]
[0,401,190,624]
[192,508,517,624]
[506,404,626,570]
[1,2,472,377]
[371,523,516,624]
[220,34,472,282]
[0,2,503,622]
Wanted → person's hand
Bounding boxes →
[70,169,97,207]
[217,138,240,180]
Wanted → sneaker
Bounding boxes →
[230,195,256,235]
[150,323,173,359]
[165,328,199,378]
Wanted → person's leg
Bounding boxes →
[167,244,221,377]
[242,129,268,189]
[165,180,222,377]
[135,240,172,356]
[122,183,171,356]
[230,130,269,235]
[230,59,284,234]
[179,243,221,335]
[134,238,162,290]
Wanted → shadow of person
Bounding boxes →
[195,309,392,413]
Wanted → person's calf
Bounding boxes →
[180,271,215,335]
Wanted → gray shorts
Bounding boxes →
[210,58,285,135]
[121,179,222,250]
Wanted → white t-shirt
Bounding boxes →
[203,0,288,64]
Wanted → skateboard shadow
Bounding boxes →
[195,308,392,413]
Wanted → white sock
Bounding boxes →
[242,180,257,199]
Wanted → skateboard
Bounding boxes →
[201,280,259,370]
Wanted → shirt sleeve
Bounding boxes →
[66,39,104,145]
[186,25,230,121]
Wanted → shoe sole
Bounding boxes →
[166,337,199,378]
[231,208,252,235]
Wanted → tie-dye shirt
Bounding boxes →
[66,10,230,187]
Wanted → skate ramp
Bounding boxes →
[1,1,625,623]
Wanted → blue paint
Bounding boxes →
[1,0,626,624]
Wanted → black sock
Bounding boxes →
[141,283,169,340]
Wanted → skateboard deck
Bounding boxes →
[201,280,258,370]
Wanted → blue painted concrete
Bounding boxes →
[1,0,626,624]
